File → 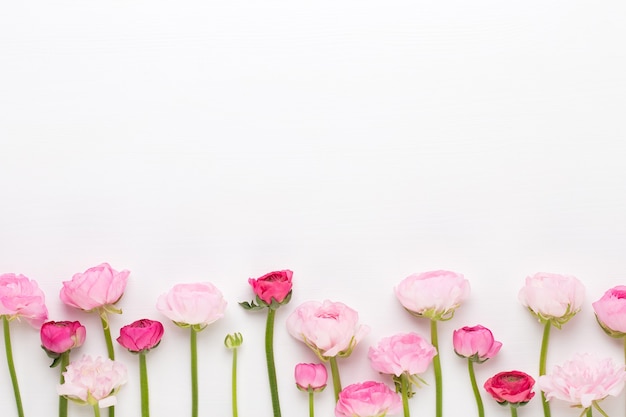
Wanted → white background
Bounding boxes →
[1,1,626,416]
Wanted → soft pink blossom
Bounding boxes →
[335,381,402,417]
[156,282,227,330]
[249,270,293,305]
[484,370,535,405]
[0,273,48,328]
[518,272,584,326]
[538,353,626,408]
[286,300,369,359]
[593,286,626,337]
[295,363,327,392]
[453,325,502,363]
[395,270,470,321]
[58,355,127,408]
[41,321,86,355]
[368,332,436,377]
[117,319,164,353]
[60,263,129,312]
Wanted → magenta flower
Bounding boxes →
[335,381,402,417]
[41,321,86,356]
[58,355,127,410]
[117,319,164,353]
[295,363,328,392]
[453,325,502,363]
[248,270,293,306]
[369,332,436,377]
[538,353,626,412]
[60,263,129,313]
[0,273,48,327]
[593,286,626,337]
[484,371,535,406]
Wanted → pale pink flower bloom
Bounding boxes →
[60,263,129,312]
[295,363,327,392]
[395,270,470,321]
[58,355,127,408]
[156,282,227,330]
[335,381,402,417]
[368,332,436,377]
[453,325,502,363]
[286,300,369,359]
[518,272,584,326]
[538,353,626,409]
[0,273,48,328]
[593,286,626,337]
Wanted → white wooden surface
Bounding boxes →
[1,1,626,416]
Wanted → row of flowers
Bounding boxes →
[2,265,626,417]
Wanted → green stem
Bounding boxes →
[93,404,101,417]
[430,319,442,417]
[265,308,281,417]
[329,356,342,402]
[100,312,115,417]
[539,321,551,417]
[593,402,609,417]
[139,352,150,417]
[467,360,484,417]
[308,390,314,417]
[510,405,518,417]
[587,407,593,417]
[3,316,24,417]
[400,373,411,417]
[191,327,198,417]
[232,347,238,417]
[59,351,70,417]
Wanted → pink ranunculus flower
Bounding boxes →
[60,263,129,313]
[453,325,502,363]
[593,286,626,337]
[117,319,164,353]
[538,353,626,410]
[58,355,128,408]
[395,270,470,321]
[249,270,293,306]
[41,321,86,356]
[0,273,48,328]
[484,370,535,406]
[335,381,402,417]
[295,363,328,392]
[368,332,436,377]
[518,272,584,327]
[286,300,369,360]
[156,282,227,330]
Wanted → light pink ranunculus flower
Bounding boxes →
[156,282,227,330]
[286,300,369,359]
[58,355,127,408]
[453,325,502,363]
[60,263,129,312]
[368,332,436,377]
[518,272,584,327]
[335,381,402,417]
[537,353,626,409]
[295,363,328,392]
[0,273,48,328]
[593,286,626,337]
[395,270,470,321]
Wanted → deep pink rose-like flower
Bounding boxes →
[156,282,227,330]
[395,270,470,321]
[295,363,327,392]
[453,325,502,363]
[41,321,86,355]
[593,286,626,337]
[0,273,48,328]
[117,319,164,353]
[538,353,626,409]
[60,263,129,312]
[518,272,584,327]
[286,300,369,359]
[335,381,402,417]
[368,332,436,377]
[484,371,535,406]
[58,355,128,408]
[249,270,293,305]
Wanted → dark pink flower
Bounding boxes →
[117,319,164,353]
[484,370,535,406]
[248,270,293,305]
[41,321,86,355]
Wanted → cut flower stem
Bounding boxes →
[59,351,70,417]
[191,327,198,417]
[329,356,342,402]
[467,360,484,417]
[100,312,116,417]
[139,352,150,417]
[265,308,281,417]
[430,319,442,417]
[3,316,24,417]
[539,321,551,417]
[400,372,411,417]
